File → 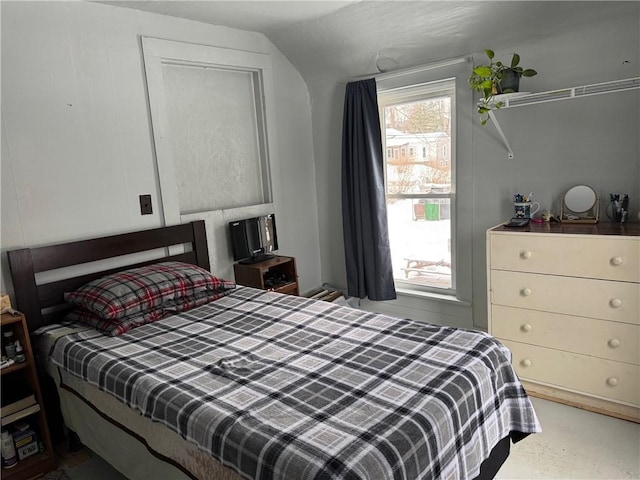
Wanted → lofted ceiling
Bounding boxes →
[98,1,358,34]
[99,1,637,81]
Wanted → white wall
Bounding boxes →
[303,7,639,330]
[0,1,321,299]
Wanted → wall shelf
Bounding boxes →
[485,77,640,158]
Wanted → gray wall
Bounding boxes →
[302,7,639,330]
[0,2,322,299]
[2,2,637,333]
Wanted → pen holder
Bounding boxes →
[514,202,540,219]
[607,194,629,223]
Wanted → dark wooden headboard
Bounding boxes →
[7,221,209,331]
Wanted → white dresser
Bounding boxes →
[487,223,640,422]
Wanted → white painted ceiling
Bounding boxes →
[99,1,638,80]
[99,1,356,34]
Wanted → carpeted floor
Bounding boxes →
[39,442,96,480]
[41,469,72,480]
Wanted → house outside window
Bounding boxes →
[379,79,454,292]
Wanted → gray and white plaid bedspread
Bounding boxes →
[41,287,541,480]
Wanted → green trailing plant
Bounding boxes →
[469,49,538,125]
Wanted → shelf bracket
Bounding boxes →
[488,110,514,159]
[483,77,640,159]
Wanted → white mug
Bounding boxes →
[514,201,540,219]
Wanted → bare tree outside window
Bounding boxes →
[380,85,454,291]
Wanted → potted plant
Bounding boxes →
[468,49,538,125]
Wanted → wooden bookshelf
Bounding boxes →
[1,312,57,478]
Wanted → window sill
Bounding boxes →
[395,287,471,307]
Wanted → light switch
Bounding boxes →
[139,194,152,215]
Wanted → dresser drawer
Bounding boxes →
[490,233,640,282]
[502,339,640,406]
[491,305,640,364]
[490,270,640,325]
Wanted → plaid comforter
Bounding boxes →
[41,287,541,480]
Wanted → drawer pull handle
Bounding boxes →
[521,288,532,297]
[521,359,532,368]
[521,324,533,332]
[520,251,532,260]
[606,377,618,387]
[609,298,623,309]
[610,256,623,266]
[608,338,621,348]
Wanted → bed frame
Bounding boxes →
[8,220,209,332]
[7,220,512,480]
[6,221,216,478]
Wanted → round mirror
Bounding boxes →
[564,185,597,213]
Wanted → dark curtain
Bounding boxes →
[341,78,396,301]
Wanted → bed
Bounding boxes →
[7,220,541,480]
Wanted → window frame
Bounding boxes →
[378,79,457,295]
[374,60,473,304]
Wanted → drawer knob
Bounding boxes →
[520,251,532,260]
[521,323,533,332]
[607,338,621,348]
[521,358,532,367]
[606,377,618,387]
[610,256,623,266]
[609,298,623,309]
[521,288,532,297]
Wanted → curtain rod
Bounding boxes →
[354,56,471,82]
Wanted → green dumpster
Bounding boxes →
[424,203,440,221]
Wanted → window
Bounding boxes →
[378,79,454,292]
[141,37,276,225]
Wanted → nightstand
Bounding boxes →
[1,312,56,478]
[233,256,299,295]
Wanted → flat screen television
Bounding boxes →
[229,213,278,264]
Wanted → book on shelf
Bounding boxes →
[1,403,41,427]
[1,393,37,417]
[1,381,38,424]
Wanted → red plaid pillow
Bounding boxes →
[162,289,233,313]
[66,308,166,336]
[64,261,235,320]
[66,289,235,336]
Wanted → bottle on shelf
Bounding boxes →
[1,429,18,468]
[14,341,25,363]
[2,330,16,359]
